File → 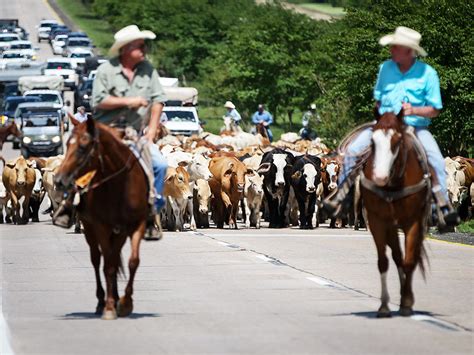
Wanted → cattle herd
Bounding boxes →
[0,129,473,231]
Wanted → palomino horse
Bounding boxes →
[0,122,21,150]
[360,110,431,317]
[55,118,149,320]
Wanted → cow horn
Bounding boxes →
[257,162,271,174]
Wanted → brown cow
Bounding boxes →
[2,156,36,224]
[163,163,193,231]
[209,156,252,229]
[0,122,21,150]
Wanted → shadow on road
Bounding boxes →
[58,312,161,320]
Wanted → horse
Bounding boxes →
[55,118,149,320]
[360,110,431,317]
[0,122,21,150]
[219,115,243,135]
[255,122,269,140]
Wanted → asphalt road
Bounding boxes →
[1,1,474,354]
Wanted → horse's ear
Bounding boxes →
[397,108,405,120]
[373,106,381,121]
[86,117,95,135]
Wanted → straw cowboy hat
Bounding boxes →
[224,101,235,109]
[379,26,427,57]
[109,25,156,57]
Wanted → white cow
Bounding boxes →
[193,179,211,228]
[243,172,264,228]
[41,155,64,214]
[445,157,467,208]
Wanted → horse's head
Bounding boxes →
[55,118,98,190]
[223,115,232,131]
[370,110,404,187]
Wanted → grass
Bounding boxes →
[55,0,114,55]
[299,3,346,16]
[457,220,474,234]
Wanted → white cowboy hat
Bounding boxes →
[109,25,156,57]
[310,103,317,110]
[224,101,235,109]
[379,26,427,57]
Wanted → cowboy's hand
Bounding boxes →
[402,102,415,115]
[127,97,149,110]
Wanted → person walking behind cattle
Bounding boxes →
[323,26,459,229]
[252,104,274,142]
[53,25,168,239]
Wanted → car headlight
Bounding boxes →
[31,55,37,60]
[23,136,32,144]
[83,94,89,99]
[52,135,61,143]
[0,115,7,124]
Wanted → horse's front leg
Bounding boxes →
[118,220,146,318]
[368,215,391,317]
[83,223,105,315]
[400,221,423,316]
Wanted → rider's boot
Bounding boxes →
[322,178,354,219]
[432,185,460,232]
[52,196,75,229]
[144,195,165,241]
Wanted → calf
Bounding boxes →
[28,168,45,222]
[2,156,36,224]
[319,157,344,228]
[209,156,252,229]
[193,179,211,228]
[257,148,295,228]
[163,163,193,231]
[290,154,322,229]
[243,172,264,228]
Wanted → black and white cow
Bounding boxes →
[257,148,295,228]
[290,154,321,229]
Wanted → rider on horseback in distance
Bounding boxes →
[251,104,274,142]
[54,25,168,238]
[323,26,459,229]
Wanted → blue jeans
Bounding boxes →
[341,126,447,197]
[149,143,168,210]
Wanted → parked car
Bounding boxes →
[0,33,20,52]
[18,104,64,157]
[36,19,59,42]
[161,106,201,136]
[8,40,38,60]
[43,58,77,89]
[74,78,93,111]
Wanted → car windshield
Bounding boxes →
[26,94,61,104]
[4,100,28,112]
[2,52,24,58]
[22,111,59,127]
[71,52,91,58]
[162,111,196,122]
[5,84,18,96]
[0,36,18,42]
[68,40,91,47]
[10,43,31,49]
[46,62,71,69]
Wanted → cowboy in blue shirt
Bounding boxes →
[252,104,273,142]
[324,27,458,228]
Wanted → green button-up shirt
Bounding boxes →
[92,57,167,130]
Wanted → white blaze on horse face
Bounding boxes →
[372,129,397,186]
[273,154,287,186]
[303,164,317,192]
[326,162,338,191]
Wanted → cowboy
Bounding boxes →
[54,25,168,239]
[251,104,273,142]
[300,103,320,140]
[323,26,458,228]
[223,101,241,125]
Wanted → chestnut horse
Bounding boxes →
[360,110,431,317]
[55,118,149,320]
[0,122,21,150]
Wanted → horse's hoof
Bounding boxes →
[377,305,392,318]
[399,306,413,317]
[117,296,133,317]
[102,309,117,320]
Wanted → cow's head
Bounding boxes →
[32,169,43,195]
[8,156,34,186]
[292,163,320,193]
[245,171,264,196]
[224,160,252,193]
[166,162,192,200]
[194,179,211,214]
[258,153,290,187]
[189,154,212,180]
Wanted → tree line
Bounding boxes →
[90,0,472,155]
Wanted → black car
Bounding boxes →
[1,95,42,124]
[74,79,93,111]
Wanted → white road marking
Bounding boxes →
[0,306,14,355]
[255,255,272,262]
[306,276,336,287]
[411,315,464,331]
